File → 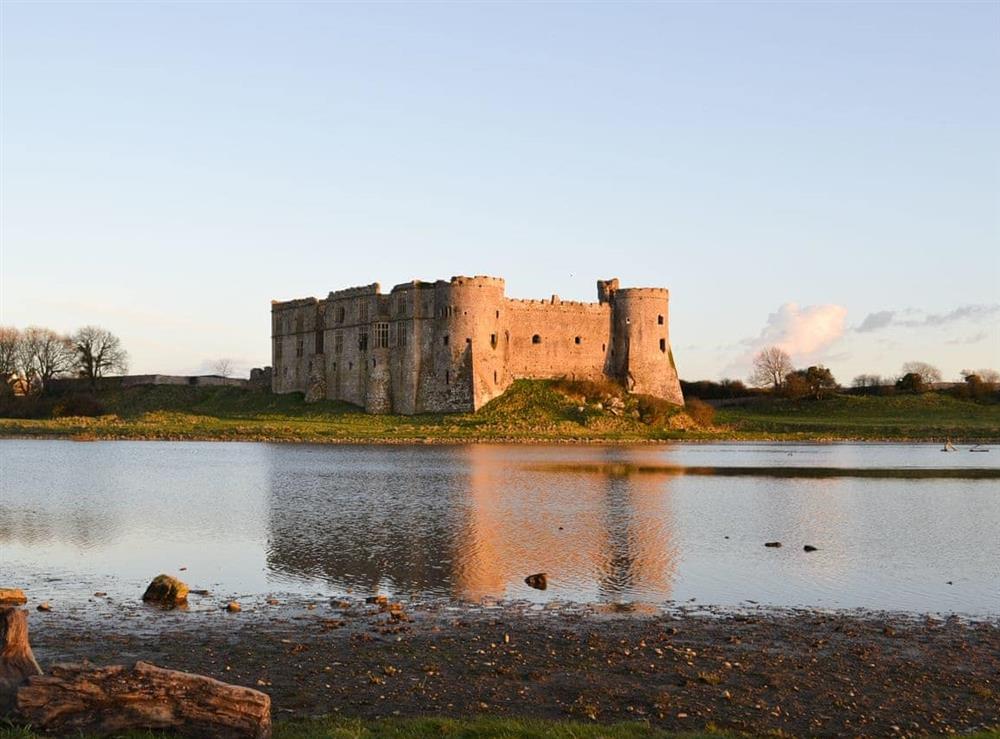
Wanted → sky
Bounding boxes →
[2,1,997,382]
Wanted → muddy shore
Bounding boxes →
[21,596,1000,737]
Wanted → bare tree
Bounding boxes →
[74,326,129,385]
[19,326,75,393]
[211,358,234,378]
[750,346,793,389]
[0,327,19,393]
[901,361,942,386]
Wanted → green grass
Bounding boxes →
[0,382,997,443]
[716,392,1000,441]
[2,717,997,739]
[0,717,727,739]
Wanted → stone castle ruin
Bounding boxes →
[271,276,683,414]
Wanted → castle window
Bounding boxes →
[334,331,343,354]
[494,370,497,384]
[374,322,390,348]
[349,362,353,370]
[359,302,369,323]
[396,297,405,317]
[574,336,581,345]
[445,370,450,385]
[658,315,664,325]
[660,338,666,352]
[490,333,497,349]
[602,343,606,352]
[466,337,471,344]
[295,314,304,333]
[315,329,324,354]
[397,323,407,348]
[296,338,304,358]
[358,331,368,352]
[337,306,345,323]
[443,335,449,346]
[496,310,499,319]
[275,340,283,361]
[373,358,377,367]
[532,334,541,344]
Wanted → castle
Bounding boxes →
[271,276,683,414]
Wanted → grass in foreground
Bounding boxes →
[2,717,997,738]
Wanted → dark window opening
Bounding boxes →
[348,362,353,370]
[443,335,449,346]
[358,332,368,352]
[374,322,389,348]
[296,338,304,358]
[490,333,497,349]
[337,306,345,323]
[373,358,377,367]
[315,330,324,354]
[532,334,541,344]
[493,370,497,384]
[465,337,471,344]
[445,370,450,385]
[601,343,606,352]
[657,315,664,325]
[496,310,500,319]
[574,336,581,345]
[659,338,666,352]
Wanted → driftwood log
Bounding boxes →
[0,608,43,713]
[17,661,271,738]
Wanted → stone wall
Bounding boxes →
[271,275,684,414]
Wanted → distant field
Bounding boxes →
[716,392,1000,441]
[0,382,997,442]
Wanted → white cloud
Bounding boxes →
[746,302,848,358]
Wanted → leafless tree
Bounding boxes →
[211,358,234,378]
[852,374,884,389]
[901,361,942,386]
[749,346,793,389]
[962,368,1000,387]
[0,326,20,395]
[19,326,75,393]
[73,326,129,385]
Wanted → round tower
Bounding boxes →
[427,276,506,412]
[611,287,683,404]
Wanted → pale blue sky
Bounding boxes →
[2,1,997,381]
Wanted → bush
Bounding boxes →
[551,377,625,404]
[896,372,926,394]
[636,394,676,426]
[51,393,106,417]
[684,397,716,427]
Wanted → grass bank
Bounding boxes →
[0,381,997,442]
[0,717,724,739]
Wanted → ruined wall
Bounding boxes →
[272,275,683,414]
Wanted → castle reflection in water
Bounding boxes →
[265,445,678,601]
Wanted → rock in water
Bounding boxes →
[36,602,51,612]
[141,575,189,605]
[803,545,818,552]
[525,573,548,590]
[0,589,27,606]
[764,542,782,548]
[225,601,241,613]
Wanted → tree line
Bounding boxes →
[682,347,998,402]
[0,325,128,396]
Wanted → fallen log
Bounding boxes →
[0,607,43,713]
[17,661,271,738]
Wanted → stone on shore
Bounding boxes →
[141,575,189,605]
[525,573,548,590]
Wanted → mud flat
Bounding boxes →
[23,596,1000,737]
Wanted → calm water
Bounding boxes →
[1,440,998,615]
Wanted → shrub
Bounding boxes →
[51,393,106,417]
[636,394,676,426]
[685,397,716,427]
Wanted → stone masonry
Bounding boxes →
[271,276,683,414]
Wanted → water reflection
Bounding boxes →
[265,445,678,601]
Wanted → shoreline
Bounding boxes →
[18,595,1000,737]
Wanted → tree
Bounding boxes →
[74,326,129,385]
[0,327,19,394]
[749,346,793,390]
[211,358,234,378]
[784,365,838,400]
[19,326,75,393]
[901,361,942,386]
[895,372,925,394]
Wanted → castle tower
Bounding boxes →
[609,286,683,404]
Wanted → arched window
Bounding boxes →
[532,334,541,344]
